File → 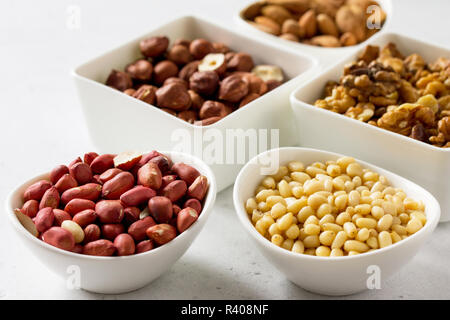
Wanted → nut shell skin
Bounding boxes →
[125,59,153,81]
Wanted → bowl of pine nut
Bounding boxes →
[233,147,440,296]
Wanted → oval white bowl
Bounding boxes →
[233,147,440,296]
[6,151,217,294]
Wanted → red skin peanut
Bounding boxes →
[64,199,96,216]
[128,216,156,241]
[53,209,72,226]
[49,165,69,184]
[54,174,78,193]
[42,227,75,251]
[120,186,156,207]
[23,180,52,202]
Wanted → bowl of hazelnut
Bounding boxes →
[7,150,216,294]
[290,32,450,221]
[72,15,318,192]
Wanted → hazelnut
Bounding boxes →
[227,52,254,72]
[225,52,236,63]
[189,39,215,60]
[189,71,219,96]
[125,59,153,81]
[132,85,157,104]
[106,70,133,91]
[178,110,198,124]
[174,39,191,47]
[199,101,232,119]
[179,61,200,82]
[188,90,204,110]
[213,42,230,53]
[239,93,260,108]
[218,74,249,103]
[153,60,179,85]
[198,53,226,76]
[156,83,191,111]
[124,88,136,96]
[161,108,177,116]
[163,77,188,89]
[139,36,169,58]
[251,65,284,82]
[242,73,268,95]
[194,116,222,126]
[167,44,193,65]
[266,79,282,91]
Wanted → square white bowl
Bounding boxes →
[235,0,393,67]
[290,32,450,221]
[72,15,319,192]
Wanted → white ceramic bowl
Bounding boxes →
[233,147,440,296]
[6,151,217,294]
[72,15,319,192]
[290,32,450,221]
[236,0,393,67]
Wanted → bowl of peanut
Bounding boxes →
[290,32,450,221]
[6,150,217,294]
[233,147,440,295]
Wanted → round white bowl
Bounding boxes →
[6,151,217,294]
[233,147,440,296]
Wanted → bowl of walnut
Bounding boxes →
[290,32,450,221]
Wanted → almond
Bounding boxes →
[335,5,366,41]
[242,2,264,20]
[317,13,339,37]
[340,32,358,46]
[254,16,281,35]
[311,35,341,47]
[261,4,293,25]
[298,9,317,38]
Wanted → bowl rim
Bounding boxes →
[233,146,441,262]
[6,150,217,261]
[236,0,394,51]
[289,31,450,154]
[71,14,319,129]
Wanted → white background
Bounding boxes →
[1,0,449,299]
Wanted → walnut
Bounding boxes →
[358,45,379,64]
[377,103,435,136]
[429,57,450,72]
[322,86,356,113]
[404,54,425,73]
[399,80,419,103]
[344,102,375,122]
[438,116,450,140]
